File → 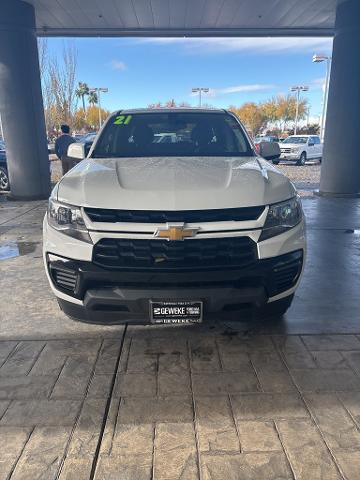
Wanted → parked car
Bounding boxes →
[0,141,10,191]
[275,135,323,166]
[254,135,280,144]
[254,136,281,160]
[43,108,306,325]
[76,132,97,156]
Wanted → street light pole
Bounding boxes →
[323,57,331,137]
[295,89,300,135]
[313,54,332,142]
[89,87,108,129]
[290,85,309,135]
[0,113,4,141]
[98,91,102,128]
[192,87,209,107]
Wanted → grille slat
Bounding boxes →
[55,270,77,278]
[57,280,75,286]
[53,269,78,291]
[93,237,256,269]
[85,207,264,224]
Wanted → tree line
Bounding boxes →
[229,96,311,136]
[147,97,314,136]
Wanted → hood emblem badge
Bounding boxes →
[154,223,199,241]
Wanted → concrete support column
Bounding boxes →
[0,0,50,199]
[319,0,360,196]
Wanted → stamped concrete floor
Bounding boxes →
[1,196,360,479]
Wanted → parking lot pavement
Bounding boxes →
[1,196,360,479]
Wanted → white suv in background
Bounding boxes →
[43,108,306,325]
[276,135,323,166]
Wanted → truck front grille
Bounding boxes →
[93,237,257,270]
[84,206,265,224]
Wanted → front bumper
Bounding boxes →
[46,249,303,324]
[43,213,306,324]
[280,152,300,160]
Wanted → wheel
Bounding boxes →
[296,152,306,166]
[272,159,280,165]
[0,166,9,191]
[256,294,294,319]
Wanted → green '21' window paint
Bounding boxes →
[113,115,132,125]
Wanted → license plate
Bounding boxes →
[150,300,203,324]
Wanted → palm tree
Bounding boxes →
[88,91,98,106]
[75,82,89,112]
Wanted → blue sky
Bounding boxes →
[48,36,333,121]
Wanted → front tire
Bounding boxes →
[0,167,9,191]
[297,152,306,166]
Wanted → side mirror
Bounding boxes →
[308,142,314,147]
[258,141,281,161]
[68,142,86,160]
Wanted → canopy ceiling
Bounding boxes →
[25,0,339,37]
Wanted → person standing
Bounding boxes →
[55,124,76,175]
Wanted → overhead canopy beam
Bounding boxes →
[26,0,338,38]
[35,27,334,37]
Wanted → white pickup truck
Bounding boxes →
[275,135,323,166]
[43,108,306,325]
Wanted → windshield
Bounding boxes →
[283,136,308,144]
[92,112,253,158]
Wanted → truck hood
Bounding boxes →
[280,143,304,149]
[56,156,296,210]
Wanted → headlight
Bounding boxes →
[291,147,300,153]
[47,198,92,243]
[259,197,303,241]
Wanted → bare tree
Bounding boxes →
[48,42,77,126]
[38,38,48,79]
[38,38,54,133]
[38,40,78,134]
